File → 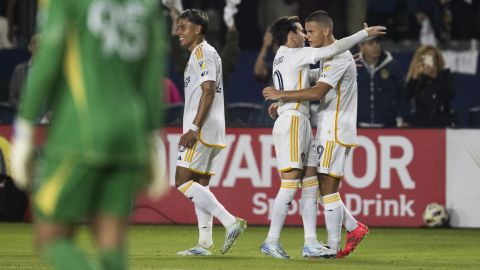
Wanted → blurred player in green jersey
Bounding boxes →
[10,0,168,269]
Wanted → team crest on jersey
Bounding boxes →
[323,64,331,72]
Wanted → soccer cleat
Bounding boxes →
[260,241,290,259]
[176,245,213,256]
[302,242,337,258]
[342,221,369,256]
[220,218,247,254]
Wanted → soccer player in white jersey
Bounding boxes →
[263,10,386,258]
[174,9,246,256]
[260,15,384,259]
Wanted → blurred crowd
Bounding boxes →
[1,0,479,128]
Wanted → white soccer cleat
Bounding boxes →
[260,241,290,259]
[220,218,247,254]
[302,242,337,258]
[176,245,213,256]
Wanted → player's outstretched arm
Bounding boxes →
[263,81,332,102]
[313,24,386,61]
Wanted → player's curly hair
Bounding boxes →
[179,9,209,35]
[271,16,300,46]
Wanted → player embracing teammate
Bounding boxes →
[263,10,386,259]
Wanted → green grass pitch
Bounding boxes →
[1,223,479,269]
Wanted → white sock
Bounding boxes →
[341,200,358,232]
[195,187,213,248]
[266,179,299,241]
[323,192,343,251]
[178,181,236,228]
[300,176,319,243]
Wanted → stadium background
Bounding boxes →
[1,0,480,228]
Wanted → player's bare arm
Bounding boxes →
[179,80,216,148]
[263,82,333,102]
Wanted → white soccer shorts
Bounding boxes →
[273,111,316,172]
[176,140,222,175]
[315,138,352,178]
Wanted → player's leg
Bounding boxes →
[317,140,368,256]
[195,177,214,249]
[261,168,301,259]
[261,114,302,259]
[300,166,319,247]
[93,166,141,270]
[176,142,245,254]
[299,165,335,258]
[33,156,96,269]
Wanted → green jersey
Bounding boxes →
[20,0,165,166]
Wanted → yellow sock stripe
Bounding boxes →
[35,158,73,216]
[179,180,194,194]
[281,183,300,188]
[302,179,319,188]
[323,194,341,204]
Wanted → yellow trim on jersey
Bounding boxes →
[327,172,343,179]
[295,70,302,110]
[290,116,295,162]
[334,79,358,147]
[279,167,293,172]
[65,29,88,114]
[35,158,73,216]
[327,140,335,168]
[195,47,204,60]
[198,131,226,149]
[179,180,194,193]
[188,168,215,176]
[295,116,299,162]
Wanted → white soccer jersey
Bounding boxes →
[183,40,225,147]
[272,29,368,116]
[316,48,358,146]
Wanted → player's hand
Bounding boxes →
[353,53,363,67]
[263,86,282,101]
[147,133,169,201]
[10,118,35,191]
[268,102,279,119]
[179,130,198,149]
[363,23,387,37]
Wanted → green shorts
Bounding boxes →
[34,155,147,224]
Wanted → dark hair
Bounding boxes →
[179,9,209,35]
[306,10,333,29]
[271,16,300,46]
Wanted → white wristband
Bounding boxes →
[189,124,200,132]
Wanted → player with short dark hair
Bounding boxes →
[174,9,246,256]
